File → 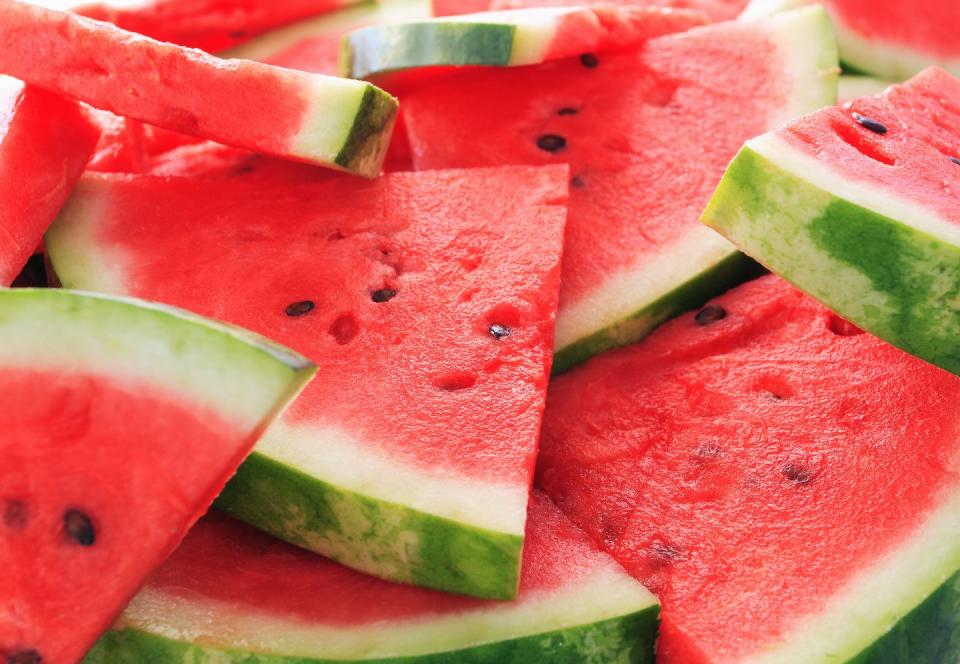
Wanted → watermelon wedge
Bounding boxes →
[342,6,706,83]
[85,491,659,662]
[537,275,960,663]
[396,7,837,372]
[45,165,567,600]
[0,289,315,664]
[703,67,960,377]
[0,76,99,286]
[0,0,397,177]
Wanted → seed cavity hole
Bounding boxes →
[782,463,814,484]
[557,107,578,116]
[3,499,28,530]
[328,313,359,345]
[831,117,896,166]
[694,305,726,326]
[432,371,478,391]
[827,314,864,337]
[63,509,95,547]
[580,53,598,68]
[7,649,42,664]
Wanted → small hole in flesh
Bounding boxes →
[284,300,315,317]
[852,112,888,134]
[328,313,359,345]
[570,175,586,188]
[536,134,566,153]
[827,314,864,337]
[651,542,682,562]
[432,371,478,391]
[580,53,598,68]
[63,509,95,547]
[371,288,397,303]
[489,324,511,340]
[7,649,42,664]
[557,107,578,116]
[782,463,814,484]
[694,305,726,326]
[3,499,28,530]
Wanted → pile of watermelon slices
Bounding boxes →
[1,0,959,662]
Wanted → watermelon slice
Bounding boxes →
[397,7,837,372]
[85,492,659,662]
[0,288,315,664]
[45,165,567,600]
[0,76,99,287]
[0,0,397,177]
[703,67,960,377]
[342,6,707,83]
[537,275,960,663]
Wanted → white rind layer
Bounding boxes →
[288,72,376,163]
[116,561,657,659]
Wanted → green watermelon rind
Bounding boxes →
[702,134,960,377]
[214,449,524,600]
[83,599,659,663]
[0,288,315,431]
[332,83,399,176]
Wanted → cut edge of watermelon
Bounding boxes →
[739,490,960,663]
[702,130,960,376]
[0,288,315,434]
[552,6,838,371]
[214,421,528,600]
[91,558,658,661]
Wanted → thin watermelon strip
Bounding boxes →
[0,76,99,286]
[537,275,960,663]
[434,0,749,23]
[342,6,707,82]
[0,289,315,664]
[397,7,837,372]
[0,0,397,177]
[85,492,659,662]
[704,67,960,377]
[46,165,567,600]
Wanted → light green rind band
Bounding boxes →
[215,451,524,600]
[333,83,399,177]
[84,608,658,664]
[702,144,960,376]
[0,289,315,432]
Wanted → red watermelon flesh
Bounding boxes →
[85,109,149,174]
[0,76,99,286]
[0,0,396,176]
[433,0,748,22]
[537,275,960,662]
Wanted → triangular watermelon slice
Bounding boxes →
[0,0,397,177]
[538,275,960,663]
[0,289,315,664]
[46,165,568,600]
[85,491,659,662]
[704,67,960,377]
[0,76,99,286]
[393,7,837,372]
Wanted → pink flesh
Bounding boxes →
[75,0,354,52]
[825,0,958,58]
[82,166,565,484]
[402,21,788,310]
[537,276,960,663]
[0,80,99,286]
[0,370,253,664]
[780,67,960,226]
[433,0,747,22]
[0,1,330,164]
[85,109,149,174]
[143,491,609,626]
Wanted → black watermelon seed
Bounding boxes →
[7,649,42,664]
[489,324,510,339]
[3,500,28,530]
[580,53,598,68]
[951,157,960,166]
[371,288,397,303]
[536,134,566,153]
[557,107,578,116]
[783,464,813,484]
[570,175,586,188]
[284,300,315,317]
[852,113,887,134]
[63,510,95,547]
[694,305,727,326]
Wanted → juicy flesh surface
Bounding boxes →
[401,21,787,313]
[86,167,565,484]
[0,1,313,158]
[537,276,960,663]
[491,0,747,23]
[780,67,960,226]
[140,492,605,627]
[0,369,247,663]
[0,79,98,286]
[826,0,958,57]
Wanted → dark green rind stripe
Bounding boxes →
[704,146,960,376]
[334,84,398,177]
[215,450,523,600]
[84,607,658,664]
[343,22,517,80]
[849,569,960,664]
[552,251,763,375]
